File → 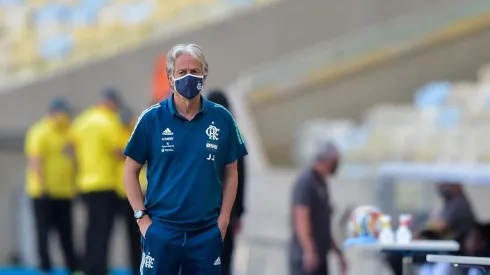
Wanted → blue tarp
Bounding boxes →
[39,35,74,60]
[436,106,461,128]
[122,2,153,25]
[69,5,97,26]
[414,82,452,109]
[34,0,105,26]
[78,0,107,11]
[34,4,70,24]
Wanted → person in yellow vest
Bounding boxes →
[115,106,148,275]
[69,89,125,275]
[25,97,79,274]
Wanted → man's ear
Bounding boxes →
[167,72,174,91]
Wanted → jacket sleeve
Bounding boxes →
[231,156,246,219]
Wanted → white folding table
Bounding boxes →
[377,241,460,275]
[346,240,460,275]
[427,254,490,274]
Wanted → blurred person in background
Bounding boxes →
[427,183,476,242]
[24,97,80,274]
[115,105,145,275]
[289,142,347,275]
[207,89,247,275]
[70,89,124,275]
[124,44,248,275]
[151,55,172,104]
[388,182,476,275]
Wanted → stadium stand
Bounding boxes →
[294,62,490,168]
[0,0,275,83]
[245,0,490,166]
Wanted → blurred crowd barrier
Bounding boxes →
[294,63,490,169]
[0,0,278,89]
[243,0,490,107]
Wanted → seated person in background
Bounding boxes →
[387,182,476,275]
[417,184,478,275]
[425,183,476,245]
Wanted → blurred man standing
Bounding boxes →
[70,89,124,275]
[289,143,347,275]
[207,90,247,275]
[25,98,79,274]
[115,106,144,275]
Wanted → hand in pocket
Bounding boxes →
[217,215,229,240]
[138,216,153,238]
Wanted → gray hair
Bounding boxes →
[166,44,209,78]
[315,141,339,162]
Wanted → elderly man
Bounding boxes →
[124,44,248,275]
[289,143,347,275]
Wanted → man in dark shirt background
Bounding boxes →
[289,142,347,275]
[387,182,476,275]
[207,89,247,275]
[432,183,475,242]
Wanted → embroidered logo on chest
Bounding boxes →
[161,128,175,152]
[205,121,220,141]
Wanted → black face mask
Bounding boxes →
[438,187,454,200]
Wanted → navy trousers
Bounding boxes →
[141,221,223,275]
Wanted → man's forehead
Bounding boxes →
[175,54,200,68]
